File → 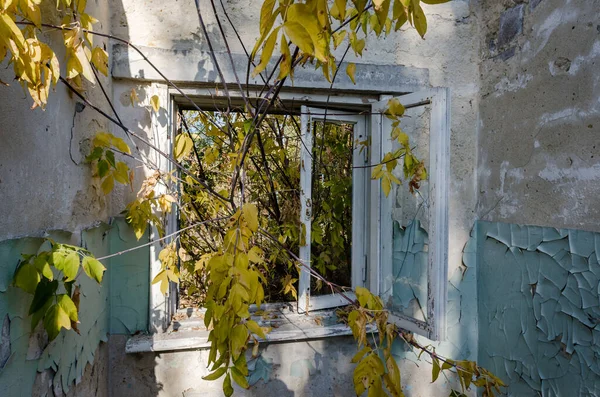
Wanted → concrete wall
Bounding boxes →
[0,1,153,395]
[106,0,481,396]
[475,0,600,231]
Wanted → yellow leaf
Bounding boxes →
[174,134,194,161]
[91,47,108,76]
[76,45,95,83]
[278,36,291,81]
[150,95,160,113]
[252,27,280,78]
[101,175,114,195]
[330,0,347,21]
[259,0,277,36]
[129,88,138,106]
[283,21,314,57]
[242,203,259,232]
[346,63,356,84]
[152,269,169,295]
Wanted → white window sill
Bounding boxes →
[126,303,373,354]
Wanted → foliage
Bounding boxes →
[13,239,105,341]
[3,0,508,396]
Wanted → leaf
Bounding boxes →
[150,95,160,113]
[82,256,106,283]
[54,251,80,282]
[34,254,53,280]
[91,46,108,76]
[278,36,292,80]
[56,294,78,322]
[203,366,227,380]
[331,0,347,20]
[242,203,259,232]
[14,263,40,294]
[386,98,405,118]
[174,134,194,161]
[44,304,71,341]
[412,2,427,38]
[110,135,131,154]
[283,22,314,56]
[223,372,234,397]
[432,356,441,382]
[351,346,372,363]
[31,299,52,332]
[231,367,249,389]
[259,0,277,36]
[346,63,356,84]
[114,162,130,185]
[101,175,115,195]
[246,320,266,339]
[421,0,450,3]
[152,269,169,295]
[29,279,58,315]
[231,324,248,360]
[252,27,280,77]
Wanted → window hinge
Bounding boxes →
[362,255,368,283]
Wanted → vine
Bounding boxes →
[2,0,507,396]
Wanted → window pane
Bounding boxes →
[310,120,355,294]
[386,104,431,322]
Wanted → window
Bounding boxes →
[138,86,449,350]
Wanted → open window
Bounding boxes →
[136,87,450,352]
[370,88,450,340]
[297,107,368,313]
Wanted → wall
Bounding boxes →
[475,0,600,230]
[107,0,481,396]
[472,1,600,395]
[476,221,600,396]
[0,1,154,395]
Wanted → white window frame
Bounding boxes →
[369,88,450,341]
[146,87,449,342]
[297,106,368,313]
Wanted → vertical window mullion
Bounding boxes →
[298,105,313,313]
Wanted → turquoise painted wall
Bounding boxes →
[0,219,149,396]
[476,221,600,396]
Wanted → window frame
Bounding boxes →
[146,87,449,342]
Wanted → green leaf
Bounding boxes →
[56,251,80,282]
[231,324,248,360]
[29,279,58,315]
[44,304,71,341]
[82,256,106,283]
[105,150,116,168]
[223,372,234,397]
[432,356,441,382]
[97,159,109,178]
[56,294,78,322]
[202,366,227,381]
[14,263,40,294]
[412,2,427,38]
[34,253,53,280]
[31,299,52,332]
[231,367,249,389]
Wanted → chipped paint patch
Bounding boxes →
[493,74,532,96]
[476,221,600,396]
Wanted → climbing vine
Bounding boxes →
[3,0,506,396]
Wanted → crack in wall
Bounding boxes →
[475,221,600,396]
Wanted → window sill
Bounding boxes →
[126,304,371,354]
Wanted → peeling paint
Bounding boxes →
[476,221,600,396]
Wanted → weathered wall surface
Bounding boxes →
[106,0,481,396]
[475,0,600,231]
[476,221,600,396]
[0,1,118,241]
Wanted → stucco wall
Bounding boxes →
[475,0,600,231]
[106,0,481,396]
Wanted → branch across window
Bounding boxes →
[167,89,449,341]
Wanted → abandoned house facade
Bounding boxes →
[1,0,600,396]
